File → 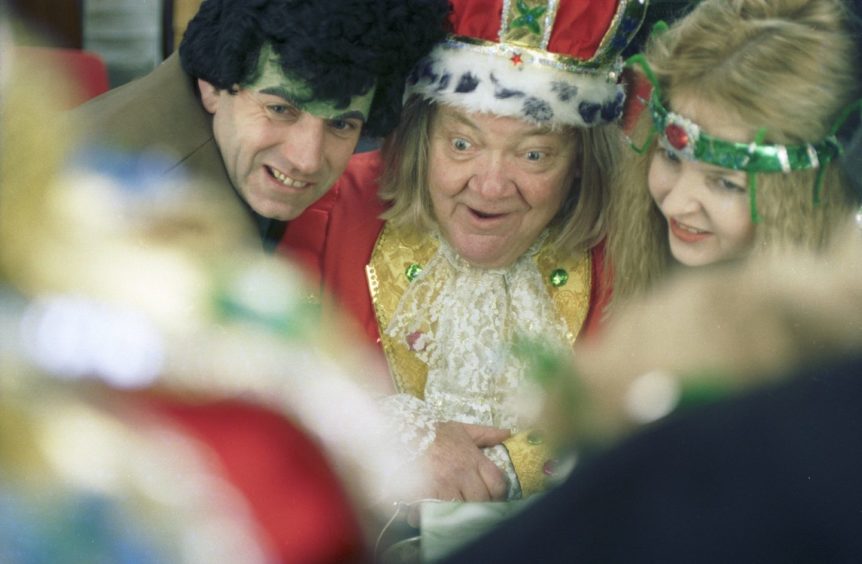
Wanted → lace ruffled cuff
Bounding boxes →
[484,444,522,499]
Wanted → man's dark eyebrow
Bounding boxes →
[259,86,306,106]
[258,87,366,122]
[332,110,366,123]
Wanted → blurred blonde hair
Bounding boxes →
[607,0,861,306]
[380,96,622,255]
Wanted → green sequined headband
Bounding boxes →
[625,48,860,223]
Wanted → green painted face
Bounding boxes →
[242,43,376,122]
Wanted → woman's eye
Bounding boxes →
[717,177,746,193]
[452,137,471,151]
[661,147,681,163]
[525,150,545,161]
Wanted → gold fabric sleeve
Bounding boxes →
[503,430,554,498]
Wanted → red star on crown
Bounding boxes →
[510,52,523,67]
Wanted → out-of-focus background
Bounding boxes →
[7,0,696,90]
[9,0,201,88]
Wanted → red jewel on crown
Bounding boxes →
[665,123,689,150]
[510,52,523,67]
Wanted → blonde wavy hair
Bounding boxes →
[607,0,861,306]
[379,96,623,255]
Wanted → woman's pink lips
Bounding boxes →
[669,218,710,243]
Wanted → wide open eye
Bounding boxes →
[451,137,472,151]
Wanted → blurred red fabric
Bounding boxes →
[134,394,369,563]
[15,46,109,107]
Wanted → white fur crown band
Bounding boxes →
[405,0,648,128]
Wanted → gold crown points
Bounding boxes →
[445,35,623,81]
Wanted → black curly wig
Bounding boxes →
[179,0,451,138]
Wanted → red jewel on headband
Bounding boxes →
[665,123,689,150]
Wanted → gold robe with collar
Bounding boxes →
[366,222,593,497]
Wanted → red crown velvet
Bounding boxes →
[448,0,620,61]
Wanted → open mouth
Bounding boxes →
[267,166,309,189]
[672,219,708,234]
[469,208,505,220]
[669,218,711,243]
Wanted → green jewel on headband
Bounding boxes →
[625,49,859,223]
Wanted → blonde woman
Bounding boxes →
[606,0,861,306]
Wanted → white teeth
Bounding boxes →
[676,221,706,234]
[270,167,308,188]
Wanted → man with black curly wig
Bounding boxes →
[72,0,451,251]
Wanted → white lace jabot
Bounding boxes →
[380,233,571,498]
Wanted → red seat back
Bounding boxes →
[14,46,110,107]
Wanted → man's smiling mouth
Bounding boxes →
[268,166,309,189]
